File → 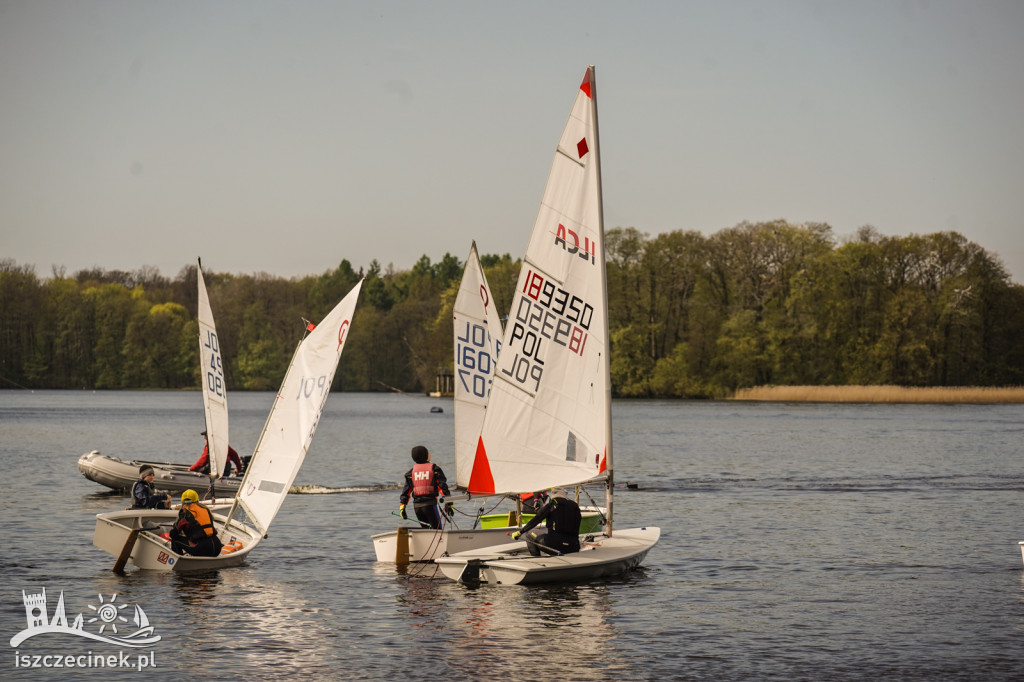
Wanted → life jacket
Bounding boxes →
[183,503,216,538]
[520,490,548,512]
[411,463,436,498]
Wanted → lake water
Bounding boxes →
[2,390,1023,680]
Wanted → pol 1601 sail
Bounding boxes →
[236,279,364,534]
[197,259,229,481]
[468,66,609,496]
[453,241,505,487]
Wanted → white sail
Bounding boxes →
[468,66,610,496]
[453,241,504,488]
[237,279,363,534]
[197,260,229,480]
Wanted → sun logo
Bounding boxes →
[86,593,129,634]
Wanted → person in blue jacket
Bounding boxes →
[131,466,171,509]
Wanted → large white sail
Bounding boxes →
[197,260,229,480]
[238,279,363,534]
[453,241,505,488]
[469,66,610,495]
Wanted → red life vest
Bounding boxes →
[411,463,435,497]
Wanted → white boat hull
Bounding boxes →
[371,505,607,563]
[78,450,243,496]
[434,526,660,585]
[93,508,261,572]
[372,526,518,563]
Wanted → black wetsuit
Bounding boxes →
[518,496,582,556]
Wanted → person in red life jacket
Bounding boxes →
[132,466,171,509]
[520,490,549,513]
[512,487,582,556]
[169,489,224,557]
[190,430,244,476]
[398,445,452,530]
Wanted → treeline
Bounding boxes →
[3,221,1023,397]
[607,222,1024,396]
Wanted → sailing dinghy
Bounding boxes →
[372,242,607,563]
[372,242,516,562]
[78,260,241,499]
[92,279,363,571]
[434,66,660,585]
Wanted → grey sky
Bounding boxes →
[2,0,1023,282]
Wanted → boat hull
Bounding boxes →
[371,526,519,563]
[93,508,261,572]
[434,526,660,585]
[78,450,242,496]
[374,505,608,563]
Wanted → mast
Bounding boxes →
[589,65,614,536]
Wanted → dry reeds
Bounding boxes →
[731,385,1024,404]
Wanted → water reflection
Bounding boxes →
[173,569,338,675]
[83,566,340,678]
[388,568,635,678]
[172,571,225,606]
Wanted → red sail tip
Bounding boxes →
[468,437,495,495]
[580,70,593,98]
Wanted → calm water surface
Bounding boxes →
[2,390,1023,680]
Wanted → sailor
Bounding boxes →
[169,489,223,557]
[190,430,244,476]
[520,490,549,513]
[398,445,452,530]
[512,487,582,556]
[131,466,171,509]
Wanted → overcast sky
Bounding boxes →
[2,0,1023,283]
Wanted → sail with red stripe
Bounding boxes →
[469,66,611,495]
[453,241,505,489]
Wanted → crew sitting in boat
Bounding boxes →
[131,466,171,509]
[190,430,244,476]
[520,490,549,513]
[512,487,581,556]
[398,445,452,529]
[169,489,224,557]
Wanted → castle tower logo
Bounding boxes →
[10,588,161,648]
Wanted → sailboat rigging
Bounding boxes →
[76,260,243,498]
[92,278,364,571]
[435,65,659,585]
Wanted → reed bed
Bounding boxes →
[731,385,1024,404]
